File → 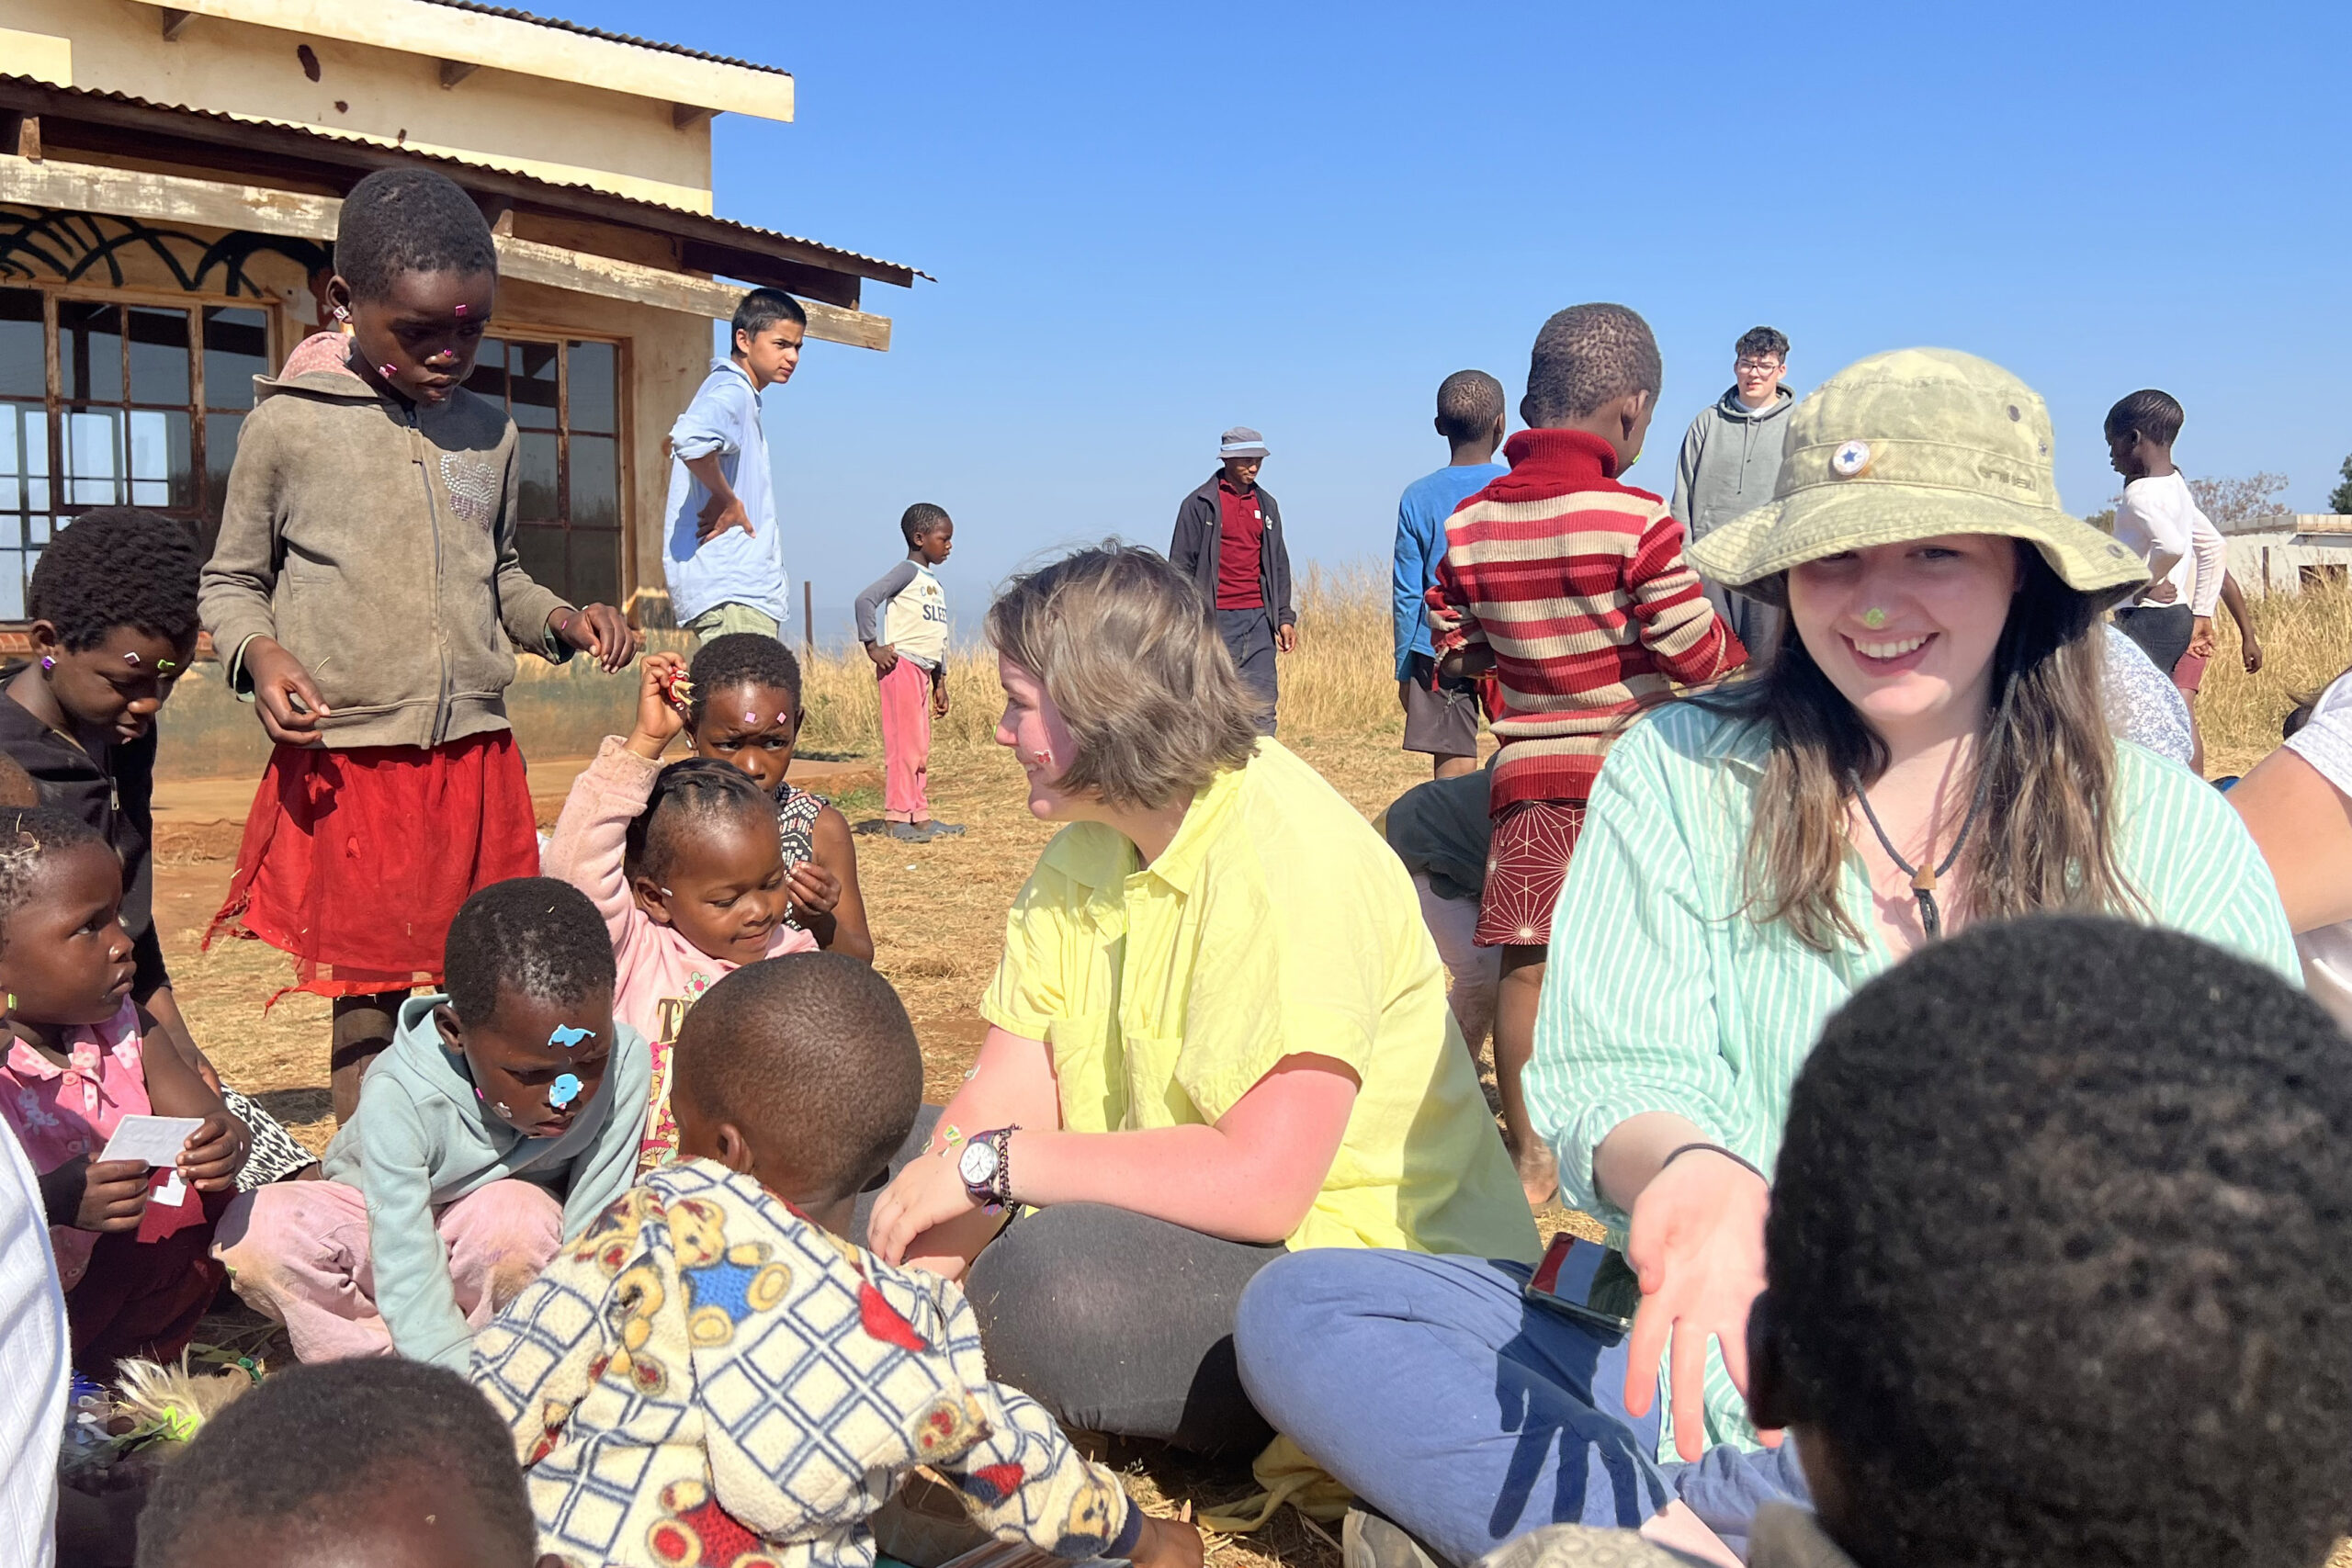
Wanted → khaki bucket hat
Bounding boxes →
[1685,347,2148,609]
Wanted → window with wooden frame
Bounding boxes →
[462,333,626,610]
[0,282,274,618]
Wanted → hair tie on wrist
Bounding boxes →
[1660,1142,1768,1185]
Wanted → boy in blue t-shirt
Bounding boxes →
[663,288,805,643]
[1393,370,1508,778]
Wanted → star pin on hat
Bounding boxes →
[1219,426,1269,460]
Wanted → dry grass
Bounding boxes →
[161,571,2352,1567]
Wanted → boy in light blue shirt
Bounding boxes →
[1393,369,1508,778]
[662,288,805,642]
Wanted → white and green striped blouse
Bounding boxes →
[1530,699,2299,1454]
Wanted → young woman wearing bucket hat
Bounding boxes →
[1231,349,2300,1568]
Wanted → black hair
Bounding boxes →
[334,167,498,303]
[672,953,922,1201]
[732,287,807,343]
[442,877,616,1028]
[1768,915,2352,1568]
[135,1359,536,1567]
[2105,388,2186,447]
[686,632,804,730]
[624,757,778,887]
[1434,369,1506,445]
[30,507,201,653]
[899,502,952,548]
[1521,303,1662,428]
[1734,325,1790,362]
[0,807,107,947]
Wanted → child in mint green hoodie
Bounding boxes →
[216,878,650,1369]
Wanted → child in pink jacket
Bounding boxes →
[539,658,816,1168]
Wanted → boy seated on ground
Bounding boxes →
[216,878,651,1368]
[471,953,1204,1568]
[135,1358,560,1568]
[1475,914,2352,1568]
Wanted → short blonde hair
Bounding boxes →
[986,544,1262,810]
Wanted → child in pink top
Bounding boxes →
[0,808,246,1372]
[539,659,816,1167]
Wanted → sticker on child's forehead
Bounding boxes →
[548,1025,594,1050]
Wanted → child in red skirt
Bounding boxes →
[200,167,634,1122]
[0,808,248,1375]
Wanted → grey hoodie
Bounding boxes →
[317,994,650,1369]
[199,364,576,751]
[1668,385,1796,545]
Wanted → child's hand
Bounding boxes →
[178,1110,251,1191]
[243,637,331,747]
[1129,1515,1205,1568]
[62,1157,150,1233]
[786,859,842,918]
[2244,635,2265,674]
[931,681,950,718]
[556,604,639,674]
[2187,617,2217,660]
[865,642,899,675]
[628,653,688,757]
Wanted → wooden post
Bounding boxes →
[802,581,814,660]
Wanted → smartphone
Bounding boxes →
[1523,1232,1640,1340]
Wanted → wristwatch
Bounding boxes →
[957,1126,1016,1209]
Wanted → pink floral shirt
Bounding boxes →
[0,1001,151,1289]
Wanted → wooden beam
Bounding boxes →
[159,7,197,39]
[437,59,479,89]
[0,157,893,351]
[15,116,39,164]
[672,104,716,130]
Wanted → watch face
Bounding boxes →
[958,1140,997,1189]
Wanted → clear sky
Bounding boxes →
[555,0,2351,636]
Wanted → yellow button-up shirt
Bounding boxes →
[982,739,1539,1262]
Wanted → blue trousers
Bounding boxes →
[1216,607,1279,734]
[1234,1249,1807,1566]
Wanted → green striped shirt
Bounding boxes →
[1529,699,2299,1454]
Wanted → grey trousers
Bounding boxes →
[1702,580,1783,666]
[1216,606,1279,734]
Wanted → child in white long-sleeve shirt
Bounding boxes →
[538,655,817,1169]
[2106,388,2225,686]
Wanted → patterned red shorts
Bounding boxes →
[1475,798,1587,949]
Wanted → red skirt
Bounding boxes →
[205,731,540,998]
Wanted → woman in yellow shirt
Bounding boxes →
[868,545,1535,1454]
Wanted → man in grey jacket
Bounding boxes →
[1170,427,1296,732]
[1670,326,1794,655]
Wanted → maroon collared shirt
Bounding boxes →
[1215,479,1265,610]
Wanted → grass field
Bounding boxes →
[162,570,2352,1568]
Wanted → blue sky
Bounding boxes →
[555,0,2351,638]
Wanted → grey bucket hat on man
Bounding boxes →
[1686,347,2147,609]
[1219,426,1270,460]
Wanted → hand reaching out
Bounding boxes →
[1621,1148,1777,1461]
[628,652,688,757]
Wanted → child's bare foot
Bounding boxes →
[1512,1140,1559,1211]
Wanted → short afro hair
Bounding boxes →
[31,508,201,653]
[672,953,922,1201]
[0,807,107,947]
[442,877,616,1028]
[1521,303,1662,428]
[624,757,780,887]
[686,632,803,729]
[334,167,498,303]
[1434,369,1505,446]
[899,502,951,548]
[732,287,807,342]
[2105,388,2185,446]
[134,1359,537,1568]
[1734,325,1790,363]
[1768,915,2352,1568]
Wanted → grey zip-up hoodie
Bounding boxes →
[1668,385,1796,544]
[199,365,575,750]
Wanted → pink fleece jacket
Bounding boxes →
[539,737,816,1165]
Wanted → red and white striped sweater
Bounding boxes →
[1430,428,1747,813]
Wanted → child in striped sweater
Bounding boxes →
[1431,303,1745,1208]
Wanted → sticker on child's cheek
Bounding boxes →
[548,1025,594,1050]
[548,1073,583,1109]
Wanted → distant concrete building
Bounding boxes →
[2219,513,2352,594]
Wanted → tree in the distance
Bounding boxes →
[2188,471,2289,527]
[2330,455,2352,515]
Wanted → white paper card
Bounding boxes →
[97,1115,205,1168]
[154,1171,187,1208]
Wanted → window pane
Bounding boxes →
[205,410,243,511]
[464,337,509,408]
[565,341,616,434]
[511,341,558,431]
[203,307,269,411]
[0,551,27,620]
[65,409,122,505]
[517,431,559,521]
[127,307,191,405]
[568,529,618,609]
[569,433,617,531]
[0,404,18,514]
[0,290,41,400]
[129,410,194,509]
[59,301,122,405]
[515,524,565,593]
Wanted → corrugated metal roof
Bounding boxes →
[413,0,789,78]
[0,75,926,284]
